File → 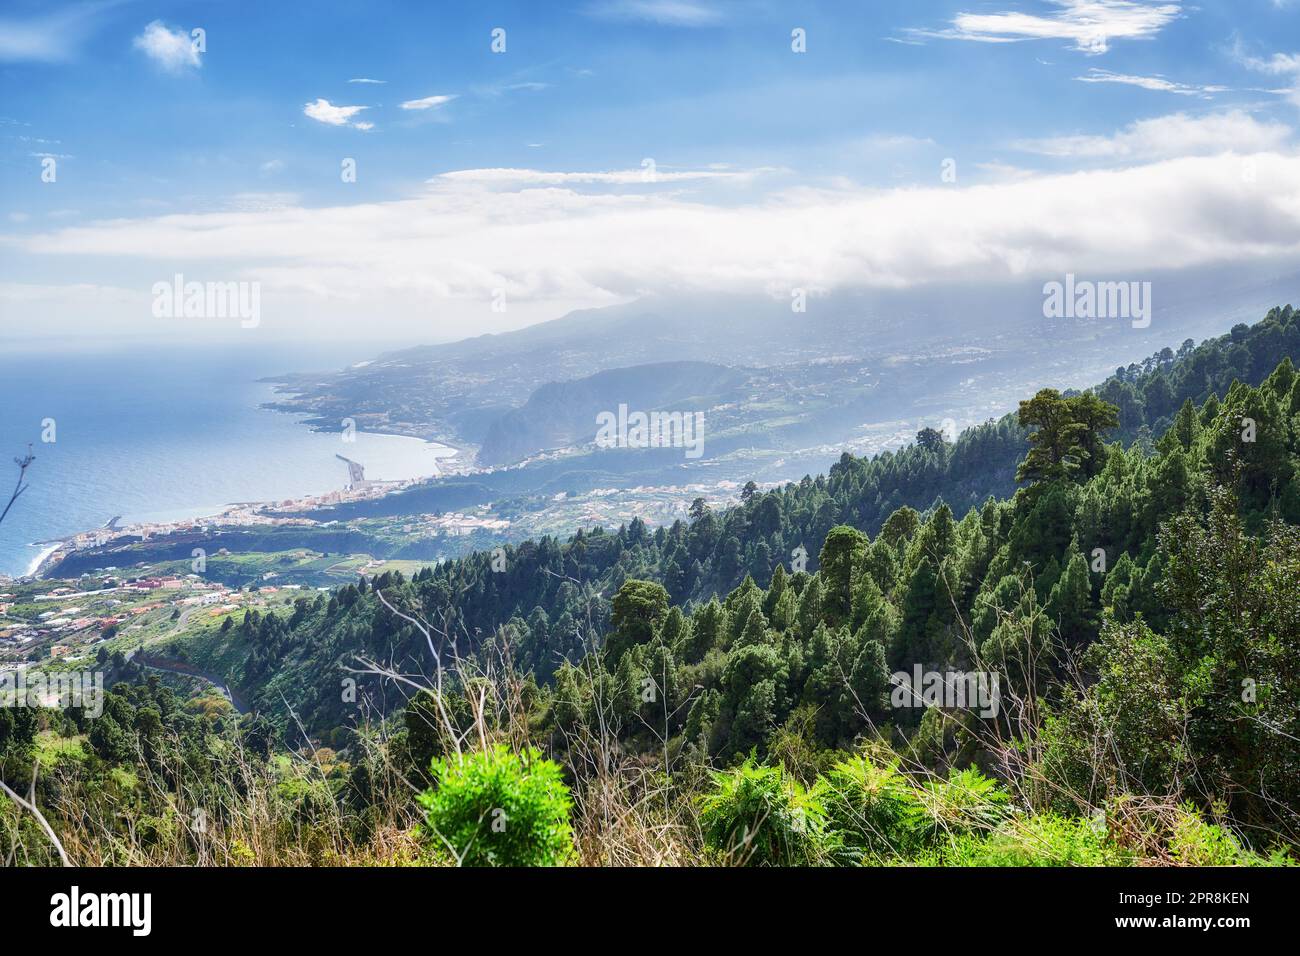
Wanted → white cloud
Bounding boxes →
[348,77,386,84]
[585,1,722,26]
[1235,46,1300,109]
[14,148,1300,340]
[1075,68,1227,96]
[856,134,938,150]
[303,98,369,127]
[433,166,768,185]
[974,161,1038,181]
[473,80,553,100]
[1015,110,1291,159]
[132,20,201,72]
[0,281,136,302]
[226,193,301,212]
[1239,51,1300,76]
[0,0,116,63]
[908,0,1182,54]
[399,94,457,111]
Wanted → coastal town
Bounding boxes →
[0,486,726,674]
[9,434,750,589]
[19,453,447,580]
[0,406,753,685]
[0,570,300,671]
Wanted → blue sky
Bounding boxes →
[3,0,1300,343]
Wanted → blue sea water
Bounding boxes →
[0,342,452,577]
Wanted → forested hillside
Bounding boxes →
[8,305,1300,867]
[169,306,1300,738]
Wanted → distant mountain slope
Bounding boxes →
[262,294,851,447]
[478,361,749,465]
[175,305,1300,735]
[265,276,1274,454]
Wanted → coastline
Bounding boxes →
[258,372,470,448]
[0,347,474,581]
[22,429,463,583]
[25,543,60,578]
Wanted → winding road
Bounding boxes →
[125,606,250,714]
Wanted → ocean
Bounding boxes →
[0,341,452,577]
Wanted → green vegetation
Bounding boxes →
[699,756,830,865]
[418,745,573,867]
[5,306,1300,867]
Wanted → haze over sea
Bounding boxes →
[0,342,451,578]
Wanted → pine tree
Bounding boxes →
[1048,550,1094,645]
[819,525,868,624]
[796,574,825,641]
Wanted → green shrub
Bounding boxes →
[418,745,574,867]
[275,774,335,825]
[822,753,924,861]
[1167,805,1266,867]
[946,813,1132,867]
[699,756,831,866]
[909,766,1011,844]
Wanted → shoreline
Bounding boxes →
[18,429,464,583]
[0,353,468,582]
[25,543,60,578]
[257,376,468,451]
[257,372,469,449]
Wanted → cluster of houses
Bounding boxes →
[0,574,252,665]
[398,511,511,538]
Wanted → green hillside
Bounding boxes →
[9,305,1300,866]
[164,306,1300,736]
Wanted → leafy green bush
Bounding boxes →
[1167,805,1266,867]
[418,745,574,867]
[945,813,1132,867]
[822,753,924,861]
[909,766,1011,844]
[699,757,831,866]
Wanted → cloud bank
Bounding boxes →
[1015,110,1291,158]
[8,146,1300,338]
